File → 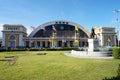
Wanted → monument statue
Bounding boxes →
[90,28,96,38]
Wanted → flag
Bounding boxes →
[93,26,97,30]
[107,38,111,42]
[75,26,78,31]
[52,25,56,32]
[49,39,52,42]
[84,27,88,31]
[41,27,46,31]
[31,26,36,30]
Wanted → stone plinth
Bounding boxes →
[88,39,99,52]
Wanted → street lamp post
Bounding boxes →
[114,9,120,47]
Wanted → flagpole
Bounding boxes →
[114,9,120,47]
[74,26,79,46]
[74,30,76,43]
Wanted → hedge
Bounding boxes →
[0,47,8,52]
[0,47,79,51]
[28,47,78,51]
[112,47,120,59]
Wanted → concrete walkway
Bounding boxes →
[65,53,113,59]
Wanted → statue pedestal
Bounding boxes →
[88,39,99,52]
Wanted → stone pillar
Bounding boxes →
[29,41,31,47]
[23,40,25,47]
[45,41,48,47]
[19,34,23,46]
[35,41,37,47]
[39,41,41,47]
[62,42,64,47]
[50,42,52,48]
[54,41,57,48]
[2,33,5,46]
[114,35,117,46]
[40,41,42,47]
[56,41,58,47]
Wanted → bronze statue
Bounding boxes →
[90,28,96,38]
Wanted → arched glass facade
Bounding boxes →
[33,24,88,38]
[26,21,90,48]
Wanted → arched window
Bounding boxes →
[9,35,16,40]
[106,35,112,46]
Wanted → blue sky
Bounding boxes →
[0,0,120,37]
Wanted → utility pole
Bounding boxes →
[114,9,120,47]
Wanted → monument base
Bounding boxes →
[88,39,99,52]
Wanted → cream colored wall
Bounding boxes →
[94,27,116,46]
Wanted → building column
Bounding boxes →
[19,34,23,46]
[35,41,37,47]
[53,40,57,48]
[45,41,48,47]
[62,42,64,47]
[50,42,52,48]
[29,38,33,47]
[40,41,42,47]
[23,41,26,47]
[39,41,41,47]
[114,35,117,46]
[29,41,31,47]
[37,41,40,47]
[2,33,5,46]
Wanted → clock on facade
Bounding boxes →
[60,26,64,30]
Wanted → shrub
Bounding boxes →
[109,47,113,51]
[43,47,78,51]
[28,47,79,51]
[59,47,78,51]
[37,53,47,55]
[45,48,57,51]
[0,47,8,52]
[112,47,120,59]
[10,48,27,51]
[29,48,40,51]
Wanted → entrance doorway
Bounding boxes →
[42,41,45,47]
[58,41,62,47]
[70,41,73,47]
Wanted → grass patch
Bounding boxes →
[0,51,120,80]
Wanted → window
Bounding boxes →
[106,35,112,46]
[9,35,16,40]
[59,22,61,24]
[66,22,68,24]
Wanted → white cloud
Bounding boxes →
[0,24,3,38]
